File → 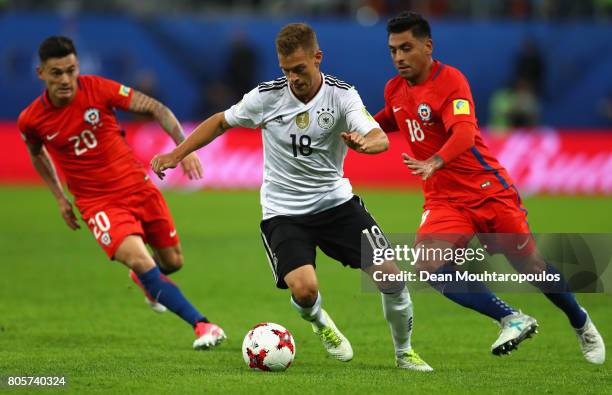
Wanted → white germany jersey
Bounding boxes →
[224,73,379,219]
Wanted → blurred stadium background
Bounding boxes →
[1,0,611,191]
[0,1,610,393]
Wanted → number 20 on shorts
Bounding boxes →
[87,211,111,240]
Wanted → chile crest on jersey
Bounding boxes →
[84,108,101,126]
[417,103,432,122]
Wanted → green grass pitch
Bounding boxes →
[0,186,610,394]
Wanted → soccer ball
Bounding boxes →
[242,323,296,372]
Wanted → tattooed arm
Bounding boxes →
[128,91,203,179]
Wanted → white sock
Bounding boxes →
[291,291,328,330]
[382,287,413,356]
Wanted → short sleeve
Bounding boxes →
[17,109,41,145]
[440,72,477,132]
[224,87,263,129]
[343,88,380,136]
[374,83,399,132]
[90,76,133,111]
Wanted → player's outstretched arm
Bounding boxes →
[341,128,389,154]
[151,112,231,180]
[435,122,476,165]
[128,90,203,180]
[25,140,80,230]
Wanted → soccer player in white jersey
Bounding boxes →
[151,23,432,371]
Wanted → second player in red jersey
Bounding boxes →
[373,12,604,364]
[19,74,150,204]
[19,74,178,257]
[375,56,530,249]
[18,36,226,350]
[376,59,513,203]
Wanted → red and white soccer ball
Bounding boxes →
[242,323,296,372]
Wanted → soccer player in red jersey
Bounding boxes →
[374,12,604,363]
[18,36,225,350]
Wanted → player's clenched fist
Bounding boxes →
[151,152,180,180]
[341,132,367,152]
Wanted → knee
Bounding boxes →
[415,259,443,275]
[509,253,546,275]
[158,248,184,274]
[287,278,319,306]
[163,252,184,273]
[123,252,155,275]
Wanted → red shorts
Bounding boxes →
[79,181,179,259]
[416,186,535,256]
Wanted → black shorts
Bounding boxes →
[260,195,385,289]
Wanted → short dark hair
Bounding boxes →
[386,12,431,39]
[275,23,319,57]
[38,36,77,63]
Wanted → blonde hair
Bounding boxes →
[275,23,319,57]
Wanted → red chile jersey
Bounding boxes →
[375,60,514,203]
[18,75,148,206]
